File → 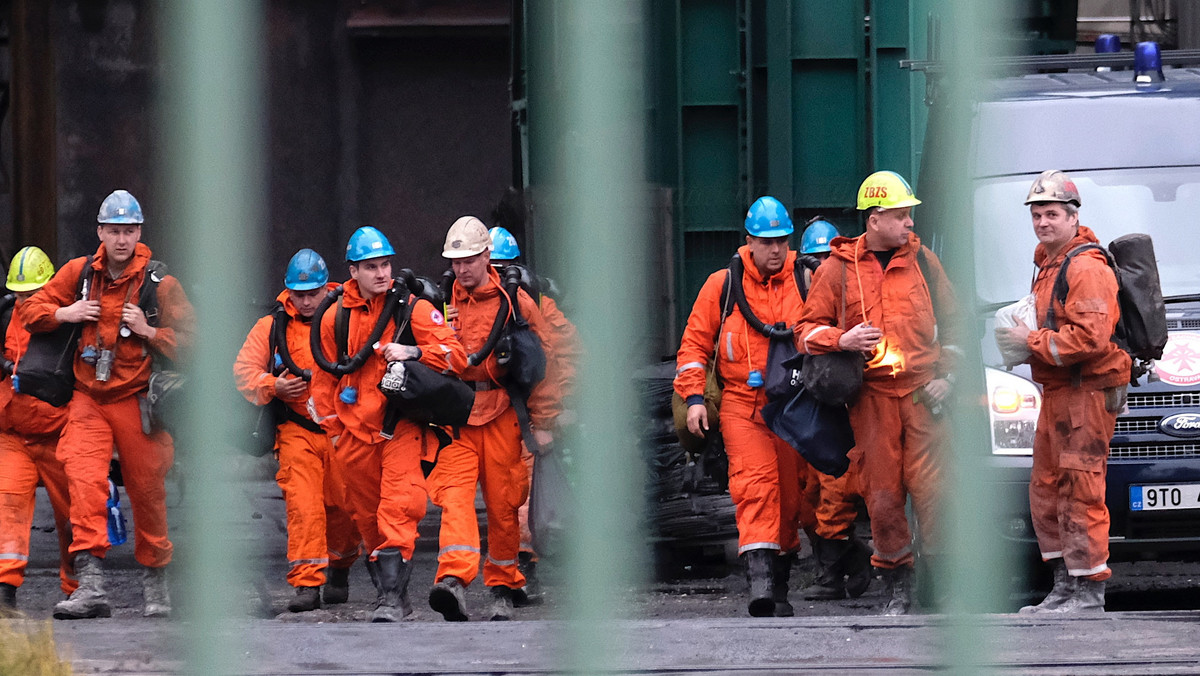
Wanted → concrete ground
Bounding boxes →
[6,470,1200,674]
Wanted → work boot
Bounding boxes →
[489,586,514,621]
[370,548,413,622]
[772,553,796,617]
[287,586,322,613]
[880,566,914,616]
[515,551,539,606]
[143,566,172,618]
[323,567,350,605]
[1018,559,1075,615]
[800,536,848,600]
[0,582,15,610]
[843,537,874,598]
[742,549,775,617]
[429,576,469,622]
[53,553,111,620]
[1042,578,1105,615]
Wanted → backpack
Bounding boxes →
[14,255,94,406]
[1045,233,1167,384]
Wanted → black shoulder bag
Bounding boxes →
[15,256,94,407]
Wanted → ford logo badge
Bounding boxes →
[1159,413,1200,438]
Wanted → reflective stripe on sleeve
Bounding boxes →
[1048,336,1064,366]
[803,326,833,354]
[675,361,705,377]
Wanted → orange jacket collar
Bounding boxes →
[340,277,396,311]
[452,266,502,303]
[92,242,152,280]
[828,231,922,264]
[736,245,797,285]
[275,281,339,321]
[1033,225,1100,268]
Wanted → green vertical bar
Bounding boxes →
[764,0,792,203]
[530,0,649,672]
[158,2,265,675]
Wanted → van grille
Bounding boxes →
[1114,417,1160,433]
[1127,393,1200,409]
[1110,444,1200,460]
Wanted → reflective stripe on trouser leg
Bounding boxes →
[1030,387,1115,582]
[277,421,334,588]
[849,391,942,569]
[479,408,527,588]
[719,401,803,555]
[427,424,485,585]
[0,431,40,588]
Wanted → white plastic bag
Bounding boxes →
[994,294,1038,366]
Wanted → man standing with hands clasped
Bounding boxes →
[996,170,1129,614]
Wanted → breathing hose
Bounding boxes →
[272,303,312,381]
[728,255,795,341]
[309,283,402,376]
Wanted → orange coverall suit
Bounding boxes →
[674,246,810,556]
[23,243,195,569]
[0,298,76,593]
[518,293,579,557]
[311,280,466,561]
[429,267,560,590]
[1026,226,1129,582]
[234,286,362,588]
[798,233,959,569]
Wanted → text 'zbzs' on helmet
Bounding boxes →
[284,248,329,291]
[98,190,144,224]
[7,246,54,292]
[442,216,491,259]
[856,171,921,211]
[489,226,521,261]
[800,219,839,254]
[346,226,395,262]
[744,196,794,237]
[1024,169,1081,207]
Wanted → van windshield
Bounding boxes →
[972,167,1200,306]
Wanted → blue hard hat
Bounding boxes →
[98,190,144,224]
[284,248,329,291]
[489,226,521,261]
[346,226,395,262]
[744,196,793,237]
[800,219,839,254]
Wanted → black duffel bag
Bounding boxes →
[761,385,855,477]
[14,323,83,407]
[379,359,474,428]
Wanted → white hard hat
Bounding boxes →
[442,216,492,259]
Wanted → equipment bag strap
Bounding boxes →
[1043,242,1116,387]
[466,284,511,366]
[334,297,350,364]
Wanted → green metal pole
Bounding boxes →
[158,2,265,674]
[529,0,650,672]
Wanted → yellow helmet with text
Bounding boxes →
[856,171,922,211]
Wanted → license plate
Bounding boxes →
[1130,483,1200,511]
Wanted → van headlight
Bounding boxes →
[986,367,1041,455]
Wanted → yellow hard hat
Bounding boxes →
[442,216,492,259]
[856,171,922,211]
[7,246,54,292]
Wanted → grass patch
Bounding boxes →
[0,619,72,675]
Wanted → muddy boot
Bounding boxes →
[743,549,775,617]
[1018,559,1075,615]
[53,553,111,620]
[489,586,515,621]
[801,536,848,600]
[843,537,873,598]
[1042,578,1105,615]
[515,552,539,607]
[323,567,350,605]
[0,583,15,611]
[370,548,413,622]
[429,576,469,622]
[880,566,913,616]
[287,586,321,613]
[142,566,172,618]
[772,553,796,617]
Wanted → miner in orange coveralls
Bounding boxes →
[996,170,1129,615]
[0,247,76,610]
[797,172,959,615]
[310,226,466,622]
[674,196,812,618]
[428,216,560,622]
[23,190,195,620]
[488,224,580,598]
[234,248,361,613]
